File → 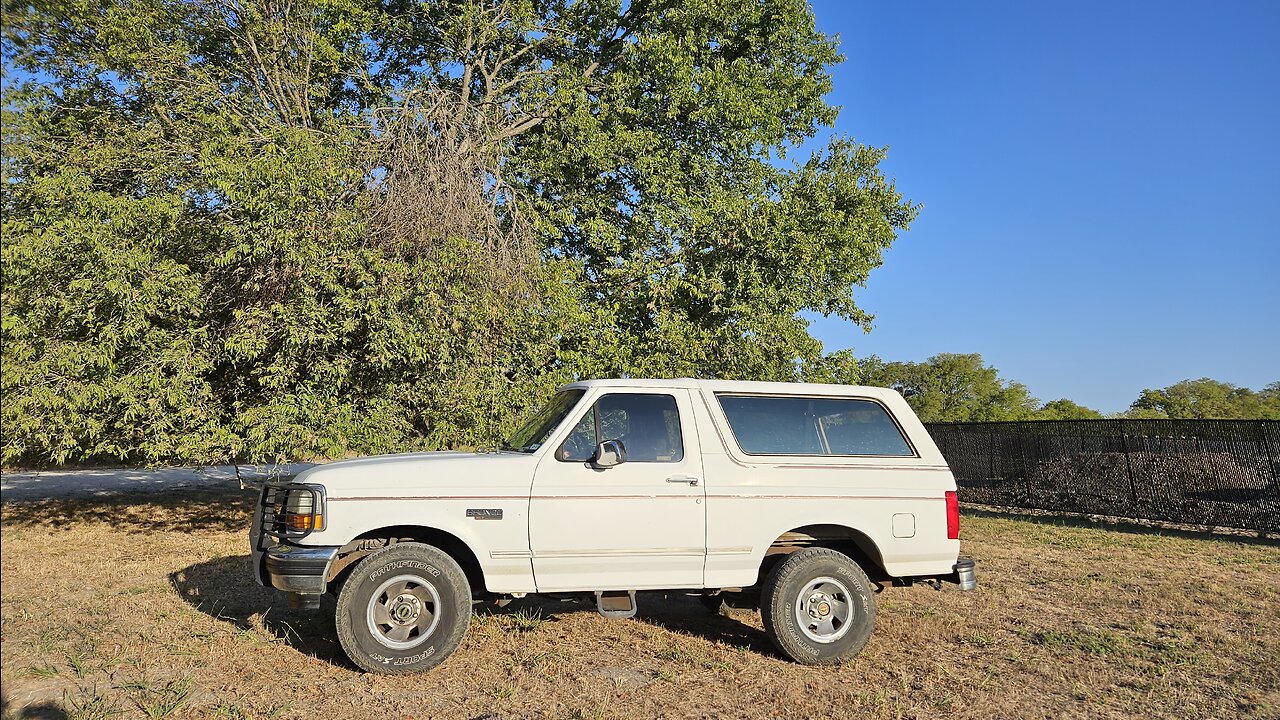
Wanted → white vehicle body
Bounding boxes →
[252,379,966,597]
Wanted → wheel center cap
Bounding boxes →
[389,594,421,624]
[807,592,831,619]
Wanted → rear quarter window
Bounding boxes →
[716,394,915,457]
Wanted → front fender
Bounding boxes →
[300,496,536,594]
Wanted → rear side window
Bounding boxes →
[716,395,914,457]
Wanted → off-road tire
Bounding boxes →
[335,543,471,674]
[760,547,877,665]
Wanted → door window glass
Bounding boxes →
[557,408,597,462]
[557,393,684,463]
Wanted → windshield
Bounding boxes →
[500,389,586,453]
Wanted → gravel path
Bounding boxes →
[0,463,315,502]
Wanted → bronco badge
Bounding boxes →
[466,508,503,520]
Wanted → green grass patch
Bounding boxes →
[1030,628,1128,656]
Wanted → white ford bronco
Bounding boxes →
[250,379,976,673]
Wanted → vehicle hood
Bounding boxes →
[293,450,536,497]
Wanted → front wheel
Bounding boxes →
[760,547,877,665]
[335,542,471,674]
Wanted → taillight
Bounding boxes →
[945,490,960,540]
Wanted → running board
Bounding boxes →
[594,590,637,619]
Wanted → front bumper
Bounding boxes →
[261,544,340,595]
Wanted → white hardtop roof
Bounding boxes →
[559,378,901,399]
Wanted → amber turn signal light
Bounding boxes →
[285,513,321,531]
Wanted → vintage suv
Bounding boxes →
[250,379,976,674]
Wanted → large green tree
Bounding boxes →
[1,0,916,465]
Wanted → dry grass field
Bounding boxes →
[1,484,1277,720]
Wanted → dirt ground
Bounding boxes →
[1,485,1277,719]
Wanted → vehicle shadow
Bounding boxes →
[170,554,353,669]
[482,591,778,658]
[171,565,781,672]
[472,592,593,619]
[634,592,778,657]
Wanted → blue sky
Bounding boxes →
[803,0,1280,412]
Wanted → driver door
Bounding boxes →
[529,389,706,591]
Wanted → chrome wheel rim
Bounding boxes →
[794,576,854,644]
[366,574,441,650]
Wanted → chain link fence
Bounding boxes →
[925,420,1280,533]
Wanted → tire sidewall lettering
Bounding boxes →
[369,559,442,582]
[780,599,820,655]
[367,644,438,665]
[829,566,872,615]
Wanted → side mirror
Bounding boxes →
[593,439,627,468]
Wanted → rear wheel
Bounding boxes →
[335,543,471,674]
[760,547,877,665]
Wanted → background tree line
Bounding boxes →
[862,353,1280,423]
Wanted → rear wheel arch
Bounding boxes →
[757,523,888,585]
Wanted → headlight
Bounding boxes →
[265,483,326,537]
[285,484,325,532]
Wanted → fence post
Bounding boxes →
[1260,421,1278,488]
[987,428,999,501]
[1020,424,1033,500]
[1119,424,1139,508]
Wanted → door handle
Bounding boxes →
[665,475,699,486]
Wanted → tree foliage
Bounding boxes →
[856,353,1045,423]
[1,0,917,465]
[859,354,1275,423]
[1034,398,1103,421]
[856,353,1115,423]
[1125,379,1280,420]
